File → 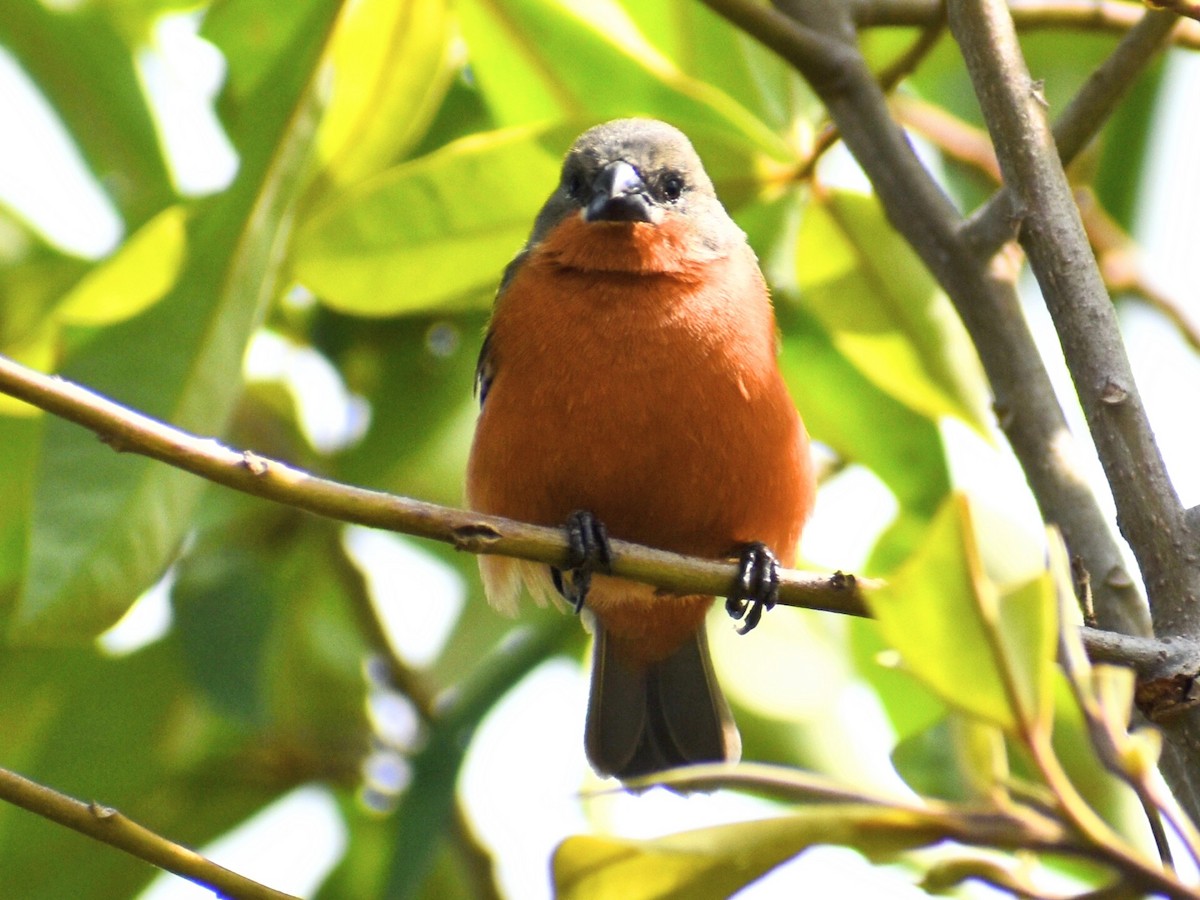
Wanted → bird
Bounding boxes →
[465,118,815,780]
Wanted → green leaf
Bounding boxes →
[0,415,40,624]
[311,0,456,195]
[12,0,345,642]
[998,571,1058,737]
[796,190,989,430]
[54,205,188,326]
[202,0,328,118]
[323,312,485,505]
[293,123,577,315]
[553,806,976,900]
[173,545,278,723]
[777,303,950,568]
[0,0,174,226]
[866,495,1056,733]
[893,716,1009,804]
[376,618,574,899]
[457,0,793,194]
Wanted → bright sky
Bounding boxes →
[3,11,1200,899]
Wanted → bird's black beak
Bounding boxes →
[585,160,653,223]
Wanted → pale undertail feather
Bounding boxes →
[585,623,741,779]
[478,556,556,616]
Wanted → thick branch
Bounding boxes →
[963,6,1178,252]
[949,0,1200,637]
[0,767,297,900]
[702,0,1150,636]
[949,0,1200,822]
[1081,626,1200,678]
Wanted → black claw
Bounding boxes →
[555,510,612,614]
[726,542,780,635]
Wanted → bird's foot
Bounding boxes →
[726,542,780,635]
[551,510,612,614]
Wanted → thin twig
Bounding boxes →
[0,353,870,618]
[0,353,1186,677]
[0,767,298,900]
[1077,186,1200,352]
[797,13,947,180]
[853,0,1198,49]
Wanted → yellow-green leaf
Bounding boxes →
[866,495,1056,734]
[312,0,455,194]
[867,495,1013,728]
[55,205,187,325]
[998,570,1058,737]
[797,190,989,430]
[554,803,1009,900]
[293,124,576,315]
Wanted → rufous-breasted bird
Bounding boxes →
[466,118,815,780]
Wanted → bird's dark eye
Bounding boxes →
[661,173,684,201]
[565,171,585,200]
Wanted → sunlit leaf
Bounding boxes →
[54,205,187,326]
[998,571,1058,737]
[866,495,1056,733]
[0,325,54,418]
[796,189,988,430]
[457,0,792,197]
[0,0,174,226]
[554,806,978,900]
[312,0,456,194]
[293,124,577,315]
[12,0,344,642]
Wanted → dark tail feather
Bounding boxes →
[585,624,741,780]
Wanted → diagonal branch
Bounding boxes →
[0,353,1191,679]
[701,0,1151,637]
[0,353,868,618]
[948,0,1200,823]
[963,6,1179,252]
[948,0,1199,637]
[0,767,298,900]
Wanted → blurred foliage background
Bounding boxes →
[0,0,1192,897]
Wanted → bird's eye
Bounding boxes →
[565,172,584,200]
[661,173,684,201]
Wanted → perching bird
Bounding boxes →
[465,118,814,780]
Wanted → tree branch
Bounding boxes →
[949,0,1199,636]
[853,0,1200,49]
[963,6,1178,253]
[948,0,1200,822]
[0,352,1188,682]
[0,766,298,900]
[0,353,868,619]
[702,0,1151,637]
